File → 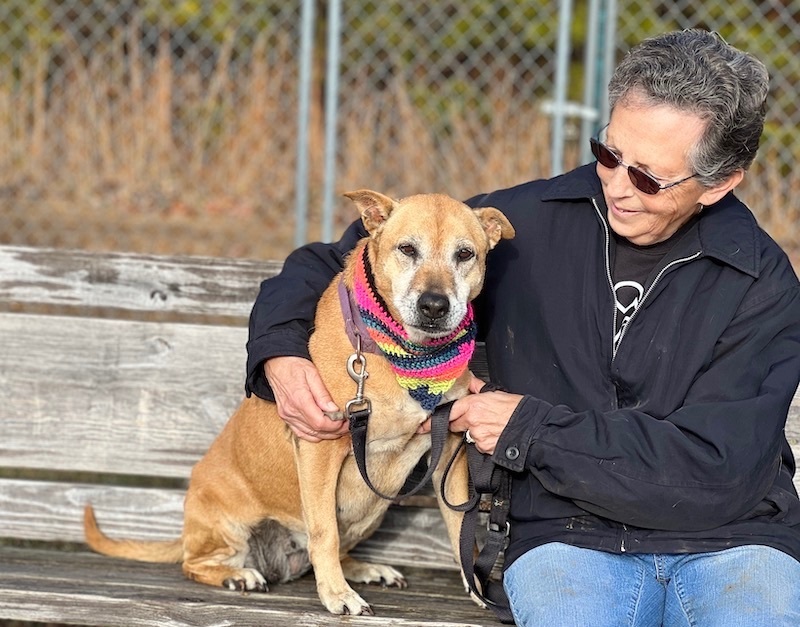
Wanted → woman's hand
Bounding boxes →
[264,356,350,442]
[447,375,523,454]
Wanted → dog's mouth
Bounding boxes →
[409,320,456,338]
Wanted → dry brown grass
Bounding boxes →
[0,29,796,265]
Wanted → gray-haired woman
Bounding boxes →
[247,29,800,625]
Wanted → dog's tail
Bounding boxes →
[83,504,184,563]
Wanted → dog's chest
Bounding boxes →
[334,397,433,549]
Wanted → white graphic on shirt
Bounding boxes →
[614,280,644,350]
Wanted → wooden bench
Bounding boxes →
[0,244,798,626]
[0,244,500,627]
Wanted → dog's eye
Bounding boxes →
[398,244,417,258]
[456,248,475,262]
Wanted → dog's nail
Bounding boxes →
[223,577,244,591]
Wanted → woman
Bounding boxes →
[246,30,800,625]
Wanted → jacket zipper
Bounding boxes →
[590,198,702,361]
[591,197,704,555]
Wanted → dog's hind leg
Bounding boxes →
[180,492,268,592]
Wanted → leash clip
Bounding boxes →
[346,335,371,418]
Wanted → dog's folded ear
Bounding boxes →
[473,207,516,249]
[343,189,397,234]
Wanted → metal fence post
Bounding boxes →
[550,0,574,176]
[322,0,343,243]
[294,0,316,247]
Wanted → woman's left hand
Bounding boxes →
[447,374,524,455]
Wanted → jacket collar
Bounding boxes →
[540,164,761,278]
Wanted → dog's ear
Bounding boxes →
[473,207,515,249]
[343,189,396,234]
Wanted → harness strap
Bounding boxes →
[349,400,453,501]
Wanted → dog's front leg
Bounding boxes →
[295,438,373,616]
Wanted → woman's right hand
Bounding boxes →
[264,356,350,442]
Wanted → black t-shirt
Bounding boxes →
[611,217,699,350]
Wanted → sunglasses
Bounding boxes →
[589,135,697,195]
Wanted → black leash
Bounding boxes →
[441,383,514,624]
[348,359,514,623]
[349,400,453,501]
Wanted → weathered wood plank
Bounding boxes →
[0,479,460,572]
[788,387,800,448]
[1,310,798,486]
[0,313,245,477]
[0,547,498,626]
[0,245,281,318]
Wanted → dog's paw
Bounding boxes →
[460,571,487,608]
[469,589,488,608]
[342,559,407,589]
[320,587,374,616]
[223,568,268,593]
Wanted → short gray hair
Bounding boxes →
[607,29,769,187]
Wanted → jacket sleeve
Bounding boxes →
[492,280,800,531]
[245,219,368,399]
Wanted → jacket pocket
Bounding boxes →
[740,486,800,525]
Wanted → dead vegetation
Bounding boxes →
[0,29,796,265]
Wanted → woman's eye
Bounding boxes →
[456,248,475,262]
[398,244,417,257]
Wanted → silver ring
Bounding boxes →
[464,429,475,444]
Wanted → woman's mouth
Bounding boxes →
[611,203,639,217]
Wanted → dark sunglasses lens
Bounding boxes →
[591,139,661,194]
[627,167,660,194]
[591,140,619,169]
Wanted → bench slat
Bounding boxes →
[0,245,281,317]
[790,387,800,447]
[0,312,244,477]
[1,311,797,486]
[0,478,460,572]
[0,547,497,626]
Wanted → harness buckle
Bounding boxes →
[487,520,511,537]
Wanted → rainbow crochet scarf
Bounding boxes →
[352,245,476,412]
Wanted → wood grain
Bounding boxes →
[0,313,245,477]
[0,478,462,572]
[0,245,281,317]
[0,547,498,626]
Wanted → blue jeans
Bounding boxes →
[503,542,800,626]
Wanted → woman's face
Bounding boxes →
[597,100,736,246]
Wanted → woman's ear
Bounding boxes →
[698,169,745,207]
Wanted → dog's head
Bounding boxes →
[344,189,515,344]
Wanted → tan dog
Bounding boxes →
[83,190,514,616]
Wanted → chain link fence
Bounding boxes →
[0,0,797,261]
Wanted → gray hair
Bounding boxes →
[607,29,769,187]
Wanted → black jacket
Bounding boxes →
[246,164,800,568]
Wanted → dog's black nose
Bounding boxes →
[417,292,450,321]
